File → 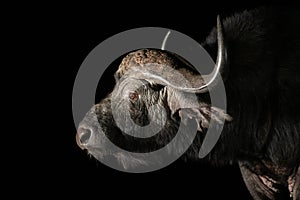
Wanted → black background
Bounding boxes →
[24,1,297,199]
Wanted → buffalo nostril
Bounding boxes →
[78,128,92,144]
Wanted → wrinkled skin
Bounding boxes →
[76,7,300,200]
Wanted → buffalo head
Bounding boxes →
[75,17,231,169]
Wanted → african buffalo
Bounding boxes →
[75,7,300,199]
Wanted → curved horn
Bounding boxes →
[166,15,227,93]
[115,16,227,93]
[161,30,171,50]
[199,15,227,92]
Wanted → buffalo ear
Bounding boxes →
[167,89,232,132]
[179,105,232,132]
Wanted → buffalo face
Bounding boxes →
[76,17,230,169]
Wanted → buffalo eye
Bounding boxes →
[129,91,139,102]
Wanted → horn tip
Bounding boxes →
[217,15,221,26]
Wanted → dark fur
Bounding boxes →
[202,7,300,165]
[198,7,300,199]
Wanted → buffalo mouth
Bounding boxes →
[102,123,179,153]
